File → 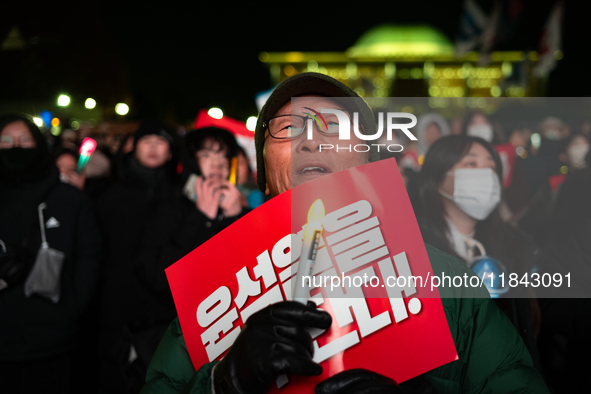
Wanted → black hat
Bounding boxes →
[133,120,175,149]
[254,72,378,193]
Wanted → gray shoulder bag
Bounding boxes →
[23,202,65,303]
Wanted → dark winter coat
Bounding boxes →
[134,193,248,296]
[95,152,180,393]
[96,154,179,328]
[0,167,101,361]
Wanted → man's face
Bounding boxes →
[135,135,172,168]
[263,96,370,196]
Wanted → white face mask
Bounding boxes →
[467,124,494,142]
[440,168,501,220]
[567,143,589,170]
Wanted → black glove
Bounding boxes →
[316,369,401,394]
[213,301,332,394]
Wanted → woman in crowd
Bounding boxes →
[0,114,101,393]
[414,134,542,373]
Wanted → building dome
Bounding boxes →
[347,25,454,58]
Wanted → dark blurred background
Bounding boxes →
[0,0,583,126]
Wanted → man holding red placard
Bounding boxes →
[141,73,549,394]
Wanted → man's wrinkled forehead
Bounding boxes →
[274,95,347,117]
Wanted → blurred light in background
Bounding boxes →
[307,60,318,71]
[502,61,513,77]
[71,120,80,130]
[40,111,52,128]
[85,98,96,109]
[115,103,129,116]
[57,94,70,107]
[208,107,223,119]
[560,165,568,174]
[33,117,43,127]
[246,116,257,131]
[50,126,61,136]
[531,133,542,149]
[51,118,60,127]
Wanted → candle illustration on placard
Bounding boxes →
[293,199,325,304]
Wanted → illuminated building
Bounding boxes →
[259,25,552,100]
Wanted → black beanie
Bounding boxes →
[254,72,378,193]
[133,120,175,150]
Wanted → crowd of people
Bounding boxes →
[0,115,258,393]
[1,72,590,393]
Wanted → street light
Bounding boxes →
[57,94,70,107]
[115,103,129,116]
[246,116,257,131]
[208,107,223,119]
[85,98,96,109]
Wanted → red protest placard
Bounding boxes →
[166,158,457,392]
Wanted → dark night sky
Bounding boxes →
[0,0,586,126]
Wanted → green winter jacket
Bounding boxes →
[141,244,550,394]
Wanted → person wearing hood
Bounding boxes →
[0,114,101,393]
[140,73,548,394]
[95,120,180,393]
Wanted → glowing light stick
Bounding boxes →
[228,157,238,185]
[293,199,325,304]
[77,138,97,174]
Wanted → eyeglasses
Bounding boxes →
[262,113,348,140]
[0,135,35,149]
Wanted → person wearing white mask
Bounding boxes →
[462,111,497,144]
[414,135,544,375]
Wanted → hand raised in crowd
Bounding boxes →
[218,180,242,218]
[195,176,243,219]
[195,176,225,219]
[213,301,332,394]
